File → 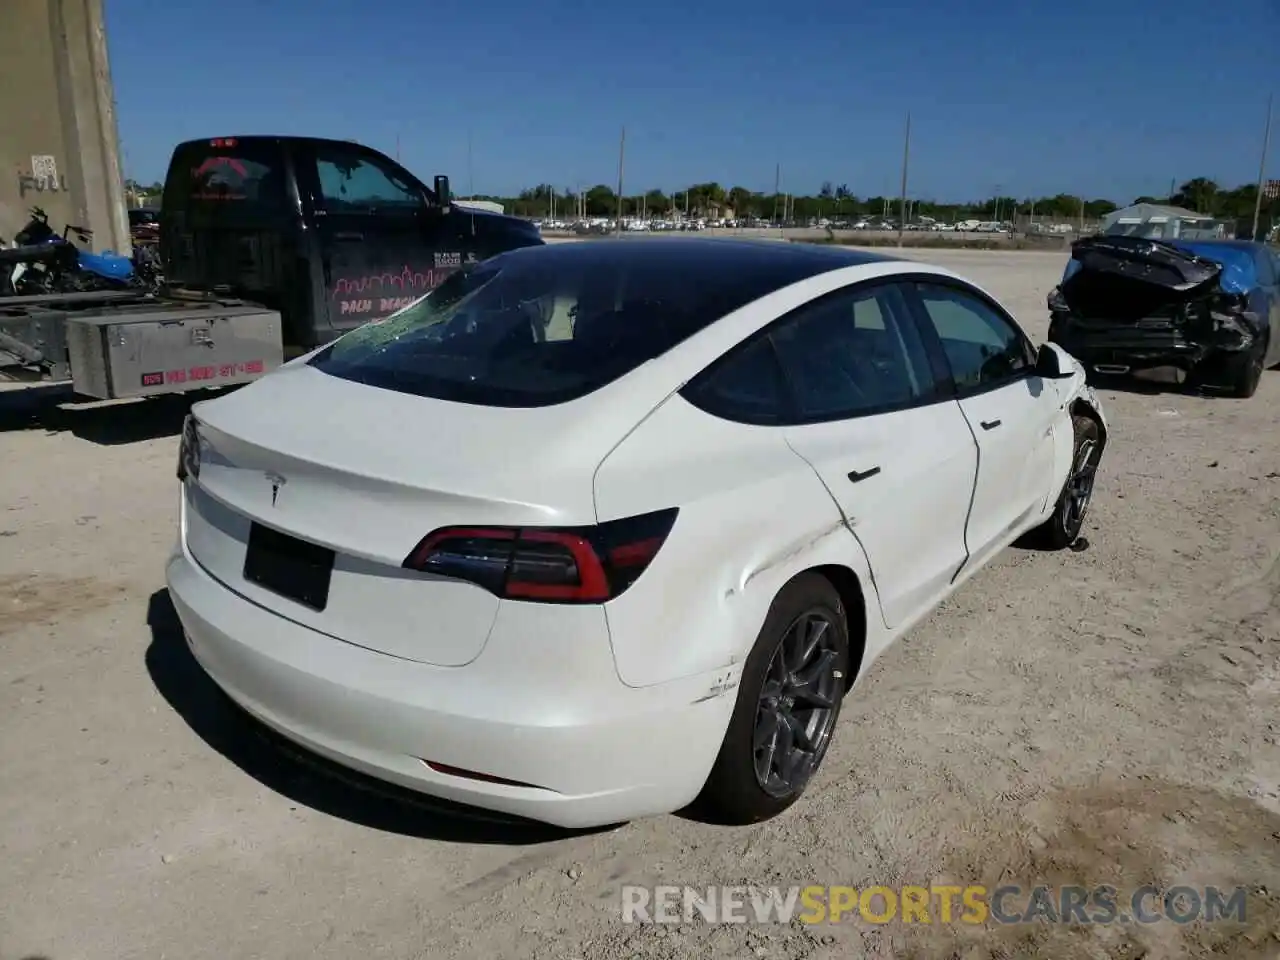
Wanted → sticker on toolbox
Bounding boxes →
[143,359,266,387]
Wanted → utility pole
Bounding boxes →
[1251,93,1273,241]
[897,111,911,248]
[773,163,781,225]
[467,130,474,197]
[615,126,626,237]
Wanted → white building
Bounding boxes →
[454,199,504,214]
[1101,203,1227,240]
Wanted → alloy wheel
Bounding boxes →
[1063,437,1098,540]
[753,611,842,798]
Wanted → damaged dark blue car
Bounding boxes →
[1047,236,1280,398]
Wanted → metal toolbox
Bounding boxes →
[64,302,283,399]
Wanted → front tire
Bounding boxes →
[1030,414,1102,550]
[694,573,850,825]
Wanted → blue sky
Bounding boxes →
[106,0,1278,203]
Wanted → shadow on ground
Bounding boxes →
[144,589,606,845]
[1086,369,1193,396]
[0,383,215,445]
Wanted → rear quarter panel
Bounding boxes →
[593,392,884,690]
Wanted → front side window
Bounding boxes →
[913,282,1034,391]
[767,282,935,420]
[313,147,423,213]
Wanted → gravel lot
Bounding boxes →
[2,248,1278,960]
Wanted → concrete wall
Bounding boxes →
[0,0,130,255]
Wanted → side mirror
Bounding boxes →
[433,175,451,209]
[1035,342,1075,379]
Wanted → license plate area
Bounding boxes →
[243,522,335,611]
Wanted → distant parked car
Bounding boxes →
[1048,236,1280,398]
[128,207,160,244]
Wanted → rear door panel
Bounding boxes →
[767,280,978,629]
[784,403,977,628]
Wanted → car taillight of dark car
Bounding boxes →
[402,508,678,603]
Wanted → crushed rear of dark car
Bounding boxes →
[1047,236,1280,398]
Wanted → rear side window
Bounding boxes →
[769,283,935,419]
[683,282,939,425]
[310,250,772,407]
[683,337,789,424]
[162,140,286,210]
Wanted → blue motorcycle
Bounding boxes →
[0,207,159,296]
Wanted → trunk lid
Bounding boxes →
[183,363,629,666]
[1061,236,1224,322]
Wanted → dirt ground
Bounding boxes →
[1,248,1278,960]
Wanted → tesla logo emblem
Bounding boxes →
[265,471,287,506]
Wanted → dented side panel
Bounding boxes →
[593,392,887,689]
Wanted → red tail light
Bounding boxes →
[177,415,201,482]
[402,508,678,603]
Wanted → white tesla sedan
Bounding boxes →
[166,238,1107,829]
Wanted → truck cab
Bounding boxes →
[159,136,543,351]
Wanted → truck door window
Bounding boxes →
[314,148,423,214]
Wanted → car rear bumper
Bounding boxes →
[165,550,737,829]
[1049,317,1213,374]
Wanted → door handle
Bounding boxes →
[847,467,881,483]
[980,419,1002,430]
[333,231,364,241]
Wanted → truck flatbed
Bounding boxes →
[0,289,147,310]
[0,289,282,398]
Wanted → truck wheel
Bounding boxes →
[693,573,850,825]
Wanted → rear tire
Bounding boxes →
[694,573,850,825]
[1222,339,1266,399]
[1029,415,1102,550]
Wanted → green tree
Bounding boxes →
[1171,178,1218,214]
[584,184,617,216]
[644,189,668,215]
[727,185,755,216]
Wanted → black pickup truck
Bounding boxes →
[0,136,543,399]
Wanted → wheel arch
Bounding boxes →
[1069,397,1107,453]
[800,564,868,691]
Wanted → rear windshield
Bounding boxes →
[308,245,805,407]
[162,140,285,209]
